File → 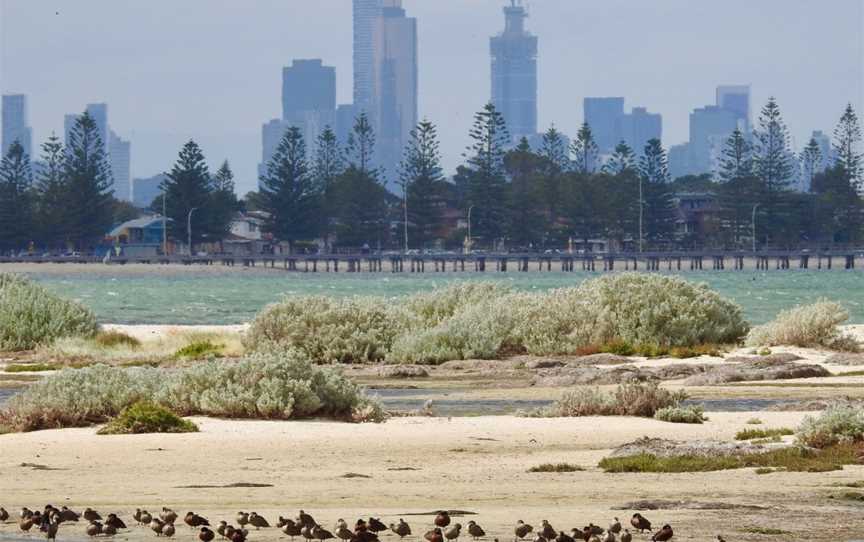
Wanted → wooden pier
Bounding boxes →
[1,250,862,272]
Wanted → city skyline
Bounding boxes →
[1,0,862,196]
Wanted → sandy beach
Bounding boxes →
[1,414,863,541]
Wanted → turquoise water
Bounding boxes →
[22,269,864,325]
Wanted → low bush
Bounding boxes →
[735,427,794,440]
[654,405,707,424]
[97,401,198,435]
[797,406,864,448]
[746,300,859,351]
[598,444,861,473]
[94,330,141,349]
[540,383,688,418]
[0,349,383,432]
[244,296,404,363]
[246,275,748,364]
[4,363,64,373]
[0,273,98,351]
[746,418,763,425]
[527,463,584,473]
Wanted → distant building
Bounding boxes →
[373,0,418,186]
[688,105,739,175]
[65,103,131,194]
[615,107,662,156]
[109,131,132,201]
[336,103,358,144]
[490,0,538,141]
[1,94,32,158]
[810,130,833,169]
[584,97,625,155]
[225,211,274,256]
[132,173,167,209]
[716,85,751,134]
[105,215,169,258]
[257,119,291,187]
[668,143,693,180]
[283,59,337,151]
[353,0,382,117]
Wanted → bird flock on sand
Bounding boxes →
[1,506,736,542]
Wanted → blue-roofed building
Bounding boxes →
[103,216,171,258]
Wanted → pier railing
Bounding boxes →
[1,250,863,272]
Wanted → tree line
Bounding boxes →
[1,99,861,254]
[247,98,862,252]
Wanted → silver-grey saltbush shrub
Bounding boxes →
[246,275,749,365]
[0,273,98,351]
[747,300,858,351]
[0,349,383,432]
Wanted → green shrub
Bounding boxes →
[599,444,860,473]
[97,401,198,435]
[747,301,859,351]
[541,383,688,418]
[244,296,404,363]
[797,406,864,448]
[94,330,141,349]
[0,350,383,432]
[0,273,98,351]
[4,363,63,373]
[527,463,584,473]
[654,405,707,424]
[599,339,635,356]
[174,340,223,360]
[735,427,794,440]
[746,418,763,425]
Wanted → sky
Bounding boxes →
[1,0,863,196]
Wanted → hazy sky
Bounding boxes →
[2,0,863,195]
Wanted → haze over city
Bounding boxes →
[1,0,863,196]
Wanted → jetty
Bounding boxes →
[2,250,862,272]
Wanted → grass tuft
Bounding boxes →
[174,340,223,360]
[746,418,764,425]
[741,527,791,535]
[537,383,688,418]
[97,401,198,435]
[527,463,584,473]
[735,427,794,440]
[746,300,859,352]
[797,406,864,448]
[598,444,861,473]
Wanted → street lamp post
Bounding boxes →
[752,203,760,253]
[466,205,475,254]
[187,207,198,256]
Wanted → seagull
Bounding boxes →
[161,509,178,525]
[608,519,621,535]
[314,525,336,542]
[162,523,176,538]
[435,512,451,529]
[297,511,316,529]
[283,521,303,540]
[103,523,118,537]
[186,512,210,529]
[540,521,556,540]
[83,509,101,523]
[620,530,631,542]
[0,507,8,522]
[150,518,166,536]
[425,528,444,542]
[200,527,216,542]
[236,513,249,528]
[368,518,387,533]
[555,531,574,542]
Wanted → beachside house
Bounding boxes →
[104,216,171,258]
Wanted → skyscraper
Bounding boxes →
[584,97,625,155]
[282,59,337,152]
[716,85,751,134]
[1,94,33,158]
[110,130,132,202]
[688,105,739,174]
[353,0,382,117]
[490,0,538,141]
[257,118,291,188]
[615,107,662,156]
[86,103,110,154]
[373,0,417,185]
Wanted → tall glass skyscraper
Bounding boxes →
[490,0,538,141]
[1,94,32,158]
